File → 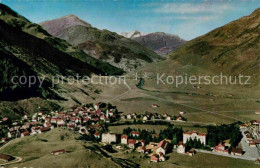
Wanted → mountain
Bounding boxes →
[133,32,186,55]
[120,30,148,39]
[0,4,123,77]
[40,14,91,36]
[141,8,260,87]
[0,4,123,102]
[168,8,260,82]
[40,16,162,72]
[121,31,186,55]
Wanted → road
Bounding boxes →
[0,139,23,166]
[196,149,256,161]
[240,128,260,160]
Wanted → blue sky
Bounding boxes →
[2,0,260,40]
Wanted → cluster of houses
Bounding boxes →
[100,130,207,163]
[213,142,243,156]
[0,102,118,143]
[240,120,260,147]
[100,131,169,162]
[121,111,185,122]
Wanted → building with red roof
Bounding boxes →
[121,134,128,144]
[150,154,159,162]
[128,139,135,149]
[156,140,169,155]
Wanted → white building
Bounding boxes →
[177,142,185,154]
[183,131,206,145]
[156,140,168,155]
[121,135,128,144]
[102,133,116,143]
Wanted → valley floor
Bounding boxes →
[0,128,259,168]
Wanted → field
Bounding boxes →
[0,128,258,168]
[0,128,120,168]
[111,151,259,168]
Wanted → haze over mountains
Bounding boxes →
[120,31,187,55]
[40,15,162,72]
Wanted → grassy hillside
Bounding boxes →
[168,8,260,84]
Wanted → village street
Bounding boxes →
[240,128,260,160]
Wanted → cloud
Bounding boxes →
[155,3,233,14]
[164,15,216,21]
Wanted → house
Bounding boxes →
[20,131,30,138]
[249,142,256,147]
[138,146,146,153]
[142,116,148,121]
[121,134,128,144]
[231,148,243,156]
[101,133,116,144]
[186,148,196,156]
[255,111,260,115]
[255,159,260,164]
[159,154,165,162]
[156,140,169,155]
[179,111,185,115]
[240,124,247,129]
[152,104,159,108]
[128,139,135,149]
[131,131,140,137]
[176,115,183,121]
[94,132,100,139]
[51,149,66,155]
[1,138,5,143]
[183,131,206,145]
[246,135,253,142]
[0,153,15,163]
[165,116,171,121]
[214,142,229,154]
[252,139,260,145]
[177,141,185,154]
[100,115,106,121]
[139,139,145,146]
[51,118,57,124]
[126,114,131,119]
[40,127,50,132]
[150,154,159,162]
[57,119,65,127]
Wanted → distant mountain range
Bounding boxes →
[120,31,186,55]
[40,15,162,72]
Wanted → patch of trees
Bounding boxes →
[159,127,183,145]
[206,122,243,148]
[122,126,183,144]
[185,138,210,151]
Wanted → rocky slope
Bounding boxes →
[0,4,122,117]
[40,16,162,72]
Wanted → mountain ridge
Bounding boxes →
[121,31,186,55]
[40,15,162,72]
